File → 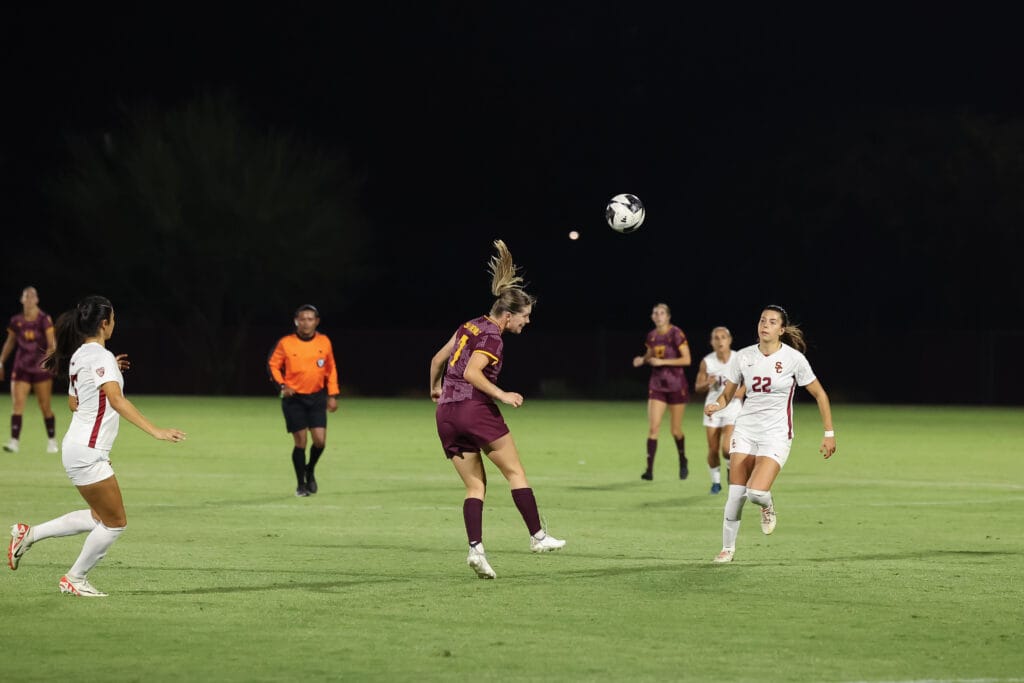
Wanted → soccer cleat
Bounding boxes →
[59,575,108,597]
[467,544,496,579]
[713,549,734,563]
[679,458,689,480]
[3,439,18,453]
[46,439,59,454]
[295,486,310,497]
[530,531,566,553]
[710,482,722,495]
[8,524,31,570]
[305,469,318,494]
[640,470,653,481]
[760,503,777,535]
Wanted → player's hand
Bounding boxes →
[115,354,131,371]
[430,388,442,403]
[632,356,646,368]
[327,396,339,413]
[498,391,524,408]
[820,436,836,459]
[704,403,721,417]
[156,428,187,443]
[280,386,296,398]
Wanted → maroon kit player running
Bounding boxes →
[429,240,565,579]
[0,286,59,454]
[632,302,692,481]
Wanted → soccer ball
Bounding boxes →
[605,193,645,233]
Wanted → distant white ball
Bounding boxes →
[605,193,645,233]
[568,230,580,240]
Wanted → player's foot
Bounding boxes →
[467,544,496,579]
[530,531,566,553]
[710,482,722,495]
[713,549,734,563]
[760,503,777,535]
[59,575,107,597]
[8,524,31,570]
[295,486,310,497]
[305,468,318,494]
[3,439,18,453]
[679,458,689,480]
[46,439,59,454]
[640,470,653,481]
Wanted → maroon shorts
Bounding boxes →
[436,400,510,459]
[11,366,53,385]
[648,388,689,405]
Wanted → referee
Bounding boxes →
[268,304,340,496]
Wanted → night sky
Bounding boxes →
[6,6,1024,349]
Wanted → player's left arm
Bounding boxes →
[324,341,340,413]
[429,332,458,401]
[803,379,836,459]
[0,330,16,380]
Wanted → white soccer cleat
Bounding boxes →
[713,549,735,563]
[59,575,108,597]
[8,524,31,570]
[760,503,777,535]
[46,439,59,454]
[467,544,496,579]
[3,439,19,453]
[530,531,566,553]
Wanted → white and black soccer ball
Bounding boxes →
[605,193,645,233]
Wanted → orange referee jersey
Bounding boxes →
[268,332,340,396]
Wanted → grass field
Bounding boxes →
[1,396,1022,682]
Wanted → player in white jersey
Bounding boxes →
[6,296,186,596]
[694,327,745,495]
[704,306,836,563]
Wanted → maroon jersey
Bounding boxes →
[644,325,689,393]
[8,311,54,376]
[438,316,504,405]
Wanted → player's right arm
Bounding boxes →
[101,380,186,442]
[632,343,652,368]
[0,330,15,381]
[463,351,522,407]
[429,332,458,402]
[695,359,714,393]
[704,380,738,416]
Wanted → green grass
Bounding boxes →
[1,397,1022,682]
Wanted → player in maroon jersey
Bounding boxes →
[0,287,58,454]
[632,302,692,481]
[429,240,565,579]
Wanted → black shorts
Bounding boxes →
[282,391,328,433]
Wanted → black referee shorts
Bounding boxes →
[281,390,328,433]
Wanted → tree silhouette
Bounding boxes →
[55,93,369,392]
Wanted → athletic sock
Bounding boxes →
[307,445,325,474]
[291,447,306,487]
[710,466,721,484]
[675,435,687,465]
[44,416,56,439]
[645,438,657,473]
[722,484,747,550]
[67,522,125,579]
[511,487,542,536]
[28,509,97,544]
[463,498,483,545]
[11,415,22,440]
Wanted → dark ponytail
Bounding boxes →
[43,296,114,380]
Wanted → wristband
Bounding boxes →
[824,430,835,438]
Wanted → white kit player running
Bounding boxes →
[7,296,186,596]
[695,326,745,495]
[704,306,836,563]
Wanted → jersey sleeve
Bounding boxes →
[324,338,340,396]
[92,352,121,389]
[794,353,817,387]
[267,338,287,385]
[472,332,503,365]
[674,327,688,348]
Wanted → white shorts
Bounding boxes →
[729,429,792,468]
[702,399,742,428]
[62,441,115,486]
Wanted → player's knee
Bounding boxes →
[746,489,772,507]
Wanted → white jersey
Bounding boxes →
[702,350,742,422]
[723,343,816,440]
[65,342,124,451]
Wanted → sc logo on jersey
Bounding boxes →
[775,362,783,374]
[317,359,325,368]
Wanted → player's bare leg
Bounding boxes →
[642,399,667,479]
